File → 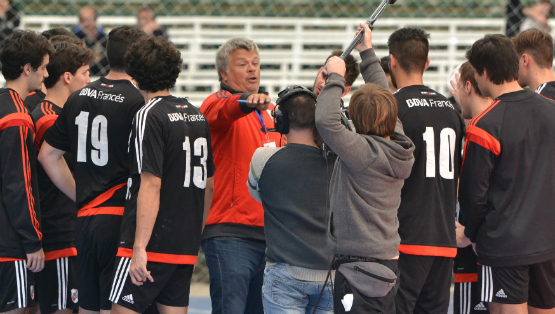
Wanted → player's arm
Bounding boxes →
[129,171,160,286]
[458,139,496,245]
[38,141,76,202]
[356,23,389,90]
[0,125,44,272]
[202,176,214,232]
[201,93,270,131]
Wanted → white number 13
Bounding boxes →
[422,127,456,179]
[183,136,208,188]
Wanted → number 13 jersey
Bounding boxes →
[394,85,465,257]
[44,78,145,214]
[117,96,215,263]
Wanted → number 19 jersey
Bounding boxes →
[44,78,144,214]
[394,85,465,256]
[117,96,215,263]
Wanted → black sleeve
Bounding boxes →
[459,141,495,242]
[1,126,42,253]
[205,124,216,178]
[43,103,71,152]
[138,112,165,178]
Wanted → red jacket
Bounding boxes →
[200,84,281,240]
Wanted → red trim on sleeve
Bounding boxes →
[117,248,198,265]
[77,183,127,217]
[0,113,34,132]
[398,244,457,257]
[454,273,478,283]
[45,247,77,261]
[0,257,25,262]
[465,125,500,156]
[35,115,58,149]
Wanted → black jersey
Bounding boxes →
[43,78,144,216]
[31,101,77,257]
[460,90,555,267]
[0,88,41,260]
[24,90,46,113]
[535,81,555,100]
[394,85,465,257]
[117,96,215,264]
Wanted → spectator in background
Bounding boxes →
[521,0,553,33]
[200,38,281,314]
[137,6,169,40]
[380,55,397,93]
[74,6,109,76]
[0,0,19,48]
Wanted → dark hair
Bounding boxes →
[107,26,146,72]
[279,93,317,131]
[326,50,360,87]
[49,35,85,47]
[380,56,390,74]
[348,83,397,137]
[459,61,484,98]
[125,36,182,93]
[43,42,94,89]
[388,28,430,74]
[41,28,76,40]
[466,34,519,85]
[513,28,554,69]
[1,30,54,81]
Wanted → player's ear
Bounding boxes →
[423,58,431,71]
[465,81,472,95]
[220,70,228,83]
[389,54,397,70]
[521,53,529,68]
[62,72,72,85]
[22,63,32,76]
[342,85,352,97]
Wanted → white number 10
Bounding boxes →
[422,127,456,179]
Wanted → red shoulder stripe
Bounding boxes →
[465,125,501,156]
[470,100,500,126]
[0,113,34,132]
[35,115,58,149]
[19,126,41,240]
[9,90,22,113]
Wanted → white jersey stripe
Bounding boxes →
[15,261,22,308]
[22,261,27,307]
[109,257,126,301]
[466,282,472,314]
[481,265,485,302]
[57,258,62,310]
[114,258,131,303]
[488,266,494,302]
[64,257,69,309]
[137,98,161,173]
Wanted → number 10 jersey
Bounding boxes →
[394,85,465,256]
[117,96,215,263]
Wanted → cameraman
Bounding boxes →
[247,86,334,313]
[315,24,415,313]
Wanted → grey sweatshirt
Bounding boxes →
[315,48,415,260]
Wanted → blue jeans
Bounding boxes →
[262,263,333,314]
[201,237,266,314]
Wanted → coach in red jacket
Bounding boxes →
[200,38,281,314]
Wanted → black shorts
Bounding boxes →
[333,257,399,314]
[478,260,555,309]
[454,282,489,314]
[395,253,453,314]
[36,256,78,314]
[75,215,122,311]
[109,257,194,313]
[0,260,36,312]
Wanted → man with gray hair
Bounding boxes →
[200,38,281,314]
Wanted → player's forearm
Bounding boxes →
[202,177,214,231]
[38,142,76,201]
[134,172,161,250]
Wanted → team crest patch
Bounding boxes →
[71,289,78,303]
[30,285,35,300]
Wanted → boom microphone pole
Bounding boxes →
[340,0,397,59]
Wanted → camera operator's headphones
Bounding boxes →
[273,85,317,134]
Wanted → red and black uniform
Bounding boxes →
[31,101,78,314]
[43,78,144,311]
[535,81,555,100]
[0,88,41,312]
[460,90,555,308]
[24,90,46,113]
[110,96,215,312]
[393,85,465,314]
